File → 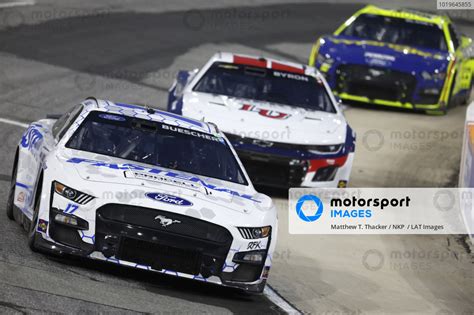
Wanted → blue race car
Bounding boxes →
[309,5,474,114]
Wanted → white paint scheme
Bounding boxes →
[458,101,474,244]
[169,52,355,188]
[11,98,277,292]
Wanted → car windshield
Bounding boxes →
[340,14,448,51]
[193,62,336,113]
[66,111,248,185]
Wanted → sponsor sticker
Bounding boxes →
[262,266,271,279]
[273,71,309,81]
[247,240,263,250]
[67,158,261,203]
[161,124,221,142]
[37,219,48,233]
[240,104,290,119]
[17,191,25,203]
[98,114,127,121]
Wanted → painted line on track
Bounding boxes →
[264,285,302,314]
[0,1,35,9]
[0,117,29,128]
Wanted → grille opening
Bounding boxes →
[336,64,416,102]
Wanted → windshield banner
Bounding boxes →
[289,188,474,234]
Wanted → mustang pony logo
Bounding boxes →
[240,104,290,119]
[154,215,181,227]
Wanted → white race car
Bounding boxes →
[6,98,277,293]
[168,52,356,188]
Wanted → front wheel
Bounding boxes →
[6,159,18,220]
[28,178,43,251]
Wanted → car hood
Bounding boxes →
[321,35,450,73]
[182,92,347,145]
[52,149,274,225]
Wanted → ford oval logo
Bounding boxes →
[145,192,193,206]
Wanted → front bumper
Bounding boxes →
[322,64,447,112]
[236,149,352,188]
[37,201,272,293]
[226,134,355,188]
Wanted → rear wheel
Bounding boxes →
[6,158,18,220]
[28,177,43,251]
[462,77,474,106]
[447,75,457,109]
[426,76,457,115]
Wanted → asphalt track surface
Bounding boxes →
[0,0,473,314]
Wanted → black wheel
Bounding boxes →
[6,158,18,220]
[462,77,474,106]
[447,75,457,109]
[28,177,43,251]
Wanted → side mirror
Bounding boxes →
[461,35,472,49]
[189,68,200,81]
[335,95,348,111]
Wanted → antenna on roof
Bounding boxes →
[207,122,219,133]
[144,103,155,114]
[85,96,99,107]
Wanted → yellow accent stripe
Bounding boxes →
[337,92,441,110]
[308,38,321,66]
[469,124,474,155]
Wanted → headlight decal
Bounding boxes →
[53,181,95,205]
[238,226,271,239]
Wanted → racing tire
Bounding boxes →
[447,75,457,109]
[426,76,457,115]
[28,176,43,252]
[462,78,474,106]
[6,157,18,220]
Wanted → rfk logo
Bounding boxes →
[240,104,290,120]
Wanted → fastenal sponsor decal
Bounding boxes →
[289,188,474,234]
[66,158,260,202]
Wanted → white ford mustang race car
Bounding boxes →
[168,52,356,188]
[6,98,277,293]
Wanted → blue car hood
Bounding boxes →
[321,35,450,73]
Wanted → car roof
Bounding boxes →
[208,52,322,78]
[81,98,218,135]
[357,5,451,26]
